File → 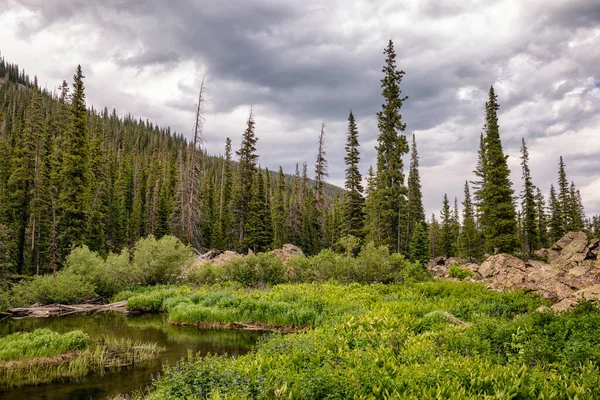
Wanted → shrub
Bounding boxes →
[63,246,116,298]
[11,272,96,305]
[187,262,225,286]
[448,264,474,280]
[222,253,285,287]
[131,235,194,285]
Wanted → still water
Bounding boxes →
[0,312,264,400]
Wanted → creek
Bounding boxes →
[0,312,264,399]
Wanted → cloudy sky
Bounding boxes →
[1,0,599,216]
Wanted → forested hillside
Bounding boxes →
[0,58,343,276]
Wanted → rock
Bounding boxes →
[272,244,305,264]
[548,231,589,269]
[533,248,548,261]
[478,254,527,284]
[572,284,600,302]
[210,251,243,266]
[551,298,579,312]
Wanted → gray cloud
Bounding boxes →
[2,0,600,217]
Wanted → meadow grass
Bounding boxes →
[0,332,163,389]
[125,280,600,399]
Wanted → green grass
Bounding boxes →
[0,328,88,361]
[126,280,600,399]
[0,331,163,389]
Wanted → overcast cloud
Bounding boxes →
[1,0,599,216]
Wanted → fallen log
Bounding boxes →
[4,300,136,319]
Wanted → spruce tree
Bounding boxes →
[286,163,303,246]
[459,181,480,259]
[548,184,562,243]
[568,182,584,232]
[234,108,259,248]
[479,87,518,253]
[58,65,90,256]
[439,194,456,257]
[429,213,440,258]
[369,40,409,253]
[407,134,425,244]
[364,165,382,244]
[343,111,364,238]
[471,133,486,222]
[535,187,549,248]
[409,222,430,266]
[557,156,569,234]
[246,171,270,252]
[272,166,286,248]
[520,138,539,256]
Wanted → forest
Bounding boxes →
[2,40,600,399]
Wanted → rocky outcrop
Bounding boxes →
[272,244,304,264]
[427,232,600,311]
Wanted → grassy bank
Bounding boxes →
[126,280,600,399]
[0,329,163,389]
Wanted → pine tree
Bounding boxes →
[471,133,486,222]
[286,163,303,246]
[409,222,430,266]
[535,187,549,248]
[557,156,569,235]
[452,197,461,254]
[313,122,328,249]
[272,166,286,248]
[58,65,90,256]
[548,184,562,243]
[439,194,456,257]
[428,213,440,258]
[246,170,270,252]
[5,92,44,273]
[520,138,539,256]
[568,182,584,232]
[364,165,382,244]
[479,87,518,253]
[407,134,425,245]
[234,108,259,249]
[343,111,364,238]
[218,137,234,248]
[458,181,480,259]
[369,40,409,253]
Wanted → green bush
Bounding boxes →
[11,272,96,305]
[448,263,474,280]
[63,246,124,298]
[187,262,224,285]
[0,328,88,361]
[131,235,194,285]
[222,253,285,287]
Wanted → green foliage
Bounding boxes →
[0,329,88,361]
[343,111,364,238]
[409,222,430,265]
[480,86,518,253]
[131,235,194,285]
[11,272,96,305]
[134,281,600,400]
[368,40,409,253]
[448,263,474,280]
[224,253,285,287]
[63,245,122,298]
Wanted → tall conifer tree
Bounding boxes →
[343,111,364,238]
[520,138,539,256]
[58,65,90,256]
[370,40,409,253]
[407,134,425,244]
[479,87,518,253]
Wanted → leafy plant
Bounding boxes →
[448,263,474,280]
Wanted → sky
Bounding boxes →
[1,0,599,217]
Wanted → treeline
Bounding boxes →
[1,40,598,276]
[428,89,594,260]
[0,60,343,276]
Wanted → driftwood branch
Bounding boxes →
[1,300,135,319]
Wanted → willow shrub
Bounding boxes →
[11,272,96,306]
[131,235,194,285]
